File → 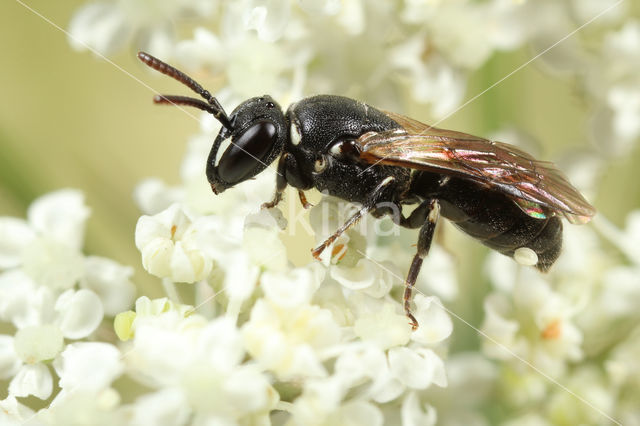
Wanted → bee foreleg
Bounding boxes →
[298,190,313,209]
[311,176,396,260]
[262,153,289,209]
[404,199,440,330]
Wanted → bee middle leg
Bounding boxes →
[404,199,440,330]
[311,176,397,260]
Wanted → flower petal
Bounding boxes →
[8,363,53,399]
[410,295,453,345]
[0,218,35,269]
[261,268,316,308]
[129,388,190,426]
[54,342,123,391]
[68,2,130,55]
[14,324,64,364]
[21,237,85,291]
[401,391,437,426]
[133,178,183,215]
[388,347,446,390]
[0,335,21,380]
[81,256,136,316]
[27,189,90,251]
[55,289,104,339]
[0,396,35,424]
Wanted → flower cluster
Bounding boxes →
[0,190,134,421]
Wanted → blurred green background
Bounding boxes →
[1,1,639,297]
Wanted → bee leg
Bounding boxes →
[298,190,313,209]
[399,200,431,229]
[312,176,396,260]
[404,199,440,330]
[262,153,289,209]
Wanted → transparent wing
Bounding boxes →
[357,111,596,224]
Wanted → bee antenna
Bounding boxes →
[137,51,232,130]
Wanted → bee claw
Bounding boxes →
[311,247,323,260]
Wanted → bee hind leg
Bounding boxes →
[398,200,432,229]
[404,199,440,330]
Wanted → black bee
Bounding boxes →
[138,52,596,329]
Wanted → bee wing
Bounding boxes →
[357,112,596,224]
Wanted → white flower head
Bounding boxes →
[242,298,342,379]
[4,287,104,400]
[68,0,215,56]
[481,276,583,376]
[135,203,213,283]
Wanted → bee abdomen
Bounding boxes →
[424,174,564,271]
[482,215,563,271]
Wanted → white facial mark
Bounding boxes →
[514,247,538,266]
[314,156,327,173]
[215,136,232,166]
[291,122,302,145]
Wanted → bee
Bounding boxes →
[138,51,596,329]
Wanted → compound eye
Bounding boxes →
[217,120,277,183]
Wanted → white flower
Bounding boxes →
[242,0,291,43]
[129,388,190,426]
[606,325,640,388]
[8,363,53,400]
[35,388,125,425]
[53,342,123,392]
[21,236,85,291]
[5,287,104,400]
[27,188,90,252]
[330,258,395,298]
[68,0,215,56]
[481,275,583,376]
[352,299,412,349]
[388,347,447,390]
[401,392,437,426]
[121,299,277,423]
[0,396,34,425]
[261,267,318,308]
[0,335,21,380]
[1,190,90,291]
[174,27,228,73]
[546,366,614,425]
[135,203,213,283]
[0,218,35,270]
[243,210,288,273]
[80,256,136,316]
[134,178,184,216]
[410,295,453,345]
[242,298,342,379]
[423,352,497,425]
